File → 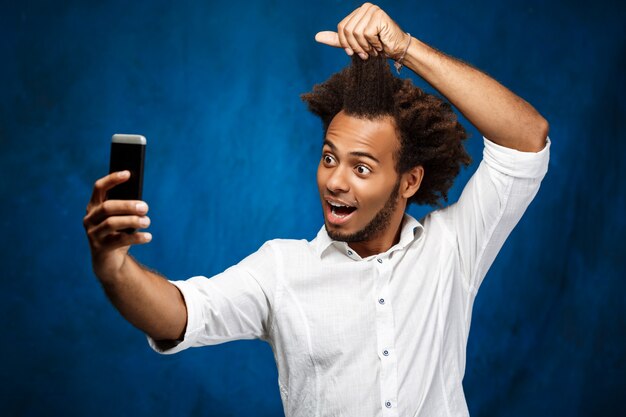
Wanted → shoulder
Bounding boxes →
[264,237,311,248]
[420,208,456,247]
[262,238,314,257]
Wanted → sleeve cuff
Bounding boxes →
[146,278,205,355]
[482,136,551,179]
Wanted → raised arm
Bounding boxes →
[83,171,187,341]
[315,2,549,152]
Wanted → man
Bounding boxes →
[83,3,549,416]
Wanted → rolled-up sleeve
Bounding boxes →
[147,241,277,354]
[442,136,550,293]
[482,136,550,179]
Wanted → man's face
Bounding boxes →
[317,110,404,243]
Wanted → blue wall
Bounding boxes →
[1,0,624,415]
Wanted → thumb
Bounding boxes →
[315,31,341,48]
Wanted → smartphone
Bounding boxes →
[107,134,146,233]
[107,134,146,200]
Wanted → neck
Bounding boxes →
[348,213,405,258]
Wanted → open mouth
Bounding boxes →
[326,200,357,224]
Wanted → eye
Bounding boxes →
[322,154,336,166]
[355,165,372,176]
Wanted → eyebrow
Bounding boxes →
[323,139,381,164]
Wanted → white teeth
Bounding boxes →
[328,201,351,208]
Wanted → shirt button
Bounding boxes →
[378,298,385,305]
[383,349,389,356]
[377,258,383,264]
[347,250,353,255]
[385,401,392,408]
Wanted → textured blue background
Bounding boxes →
[1,0,624,416]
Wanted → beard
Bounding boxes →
[326,178,400,243]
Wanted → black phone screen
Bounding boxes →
[107,141,145,201]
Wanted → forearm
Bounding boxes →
[403,37,549,152]
[98,254,188,341]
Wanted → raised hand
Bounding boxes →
[83,170,151,279]
[315,2,410,60]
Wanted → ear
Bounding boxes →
[400,165,424,200]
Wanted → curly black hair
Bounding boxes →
[301,55,471,207]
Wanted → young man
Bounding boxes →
[83,3,549,416]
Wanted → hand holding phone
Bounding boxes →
[83,133,151,280]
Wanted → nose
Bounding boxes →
[326,166,350,194]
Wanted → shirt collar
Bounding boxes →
[313,213,425,259]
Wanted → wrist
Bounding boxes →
[400,37,433,77]
[391,32,412,60]
[93,249,132,287]
[393,33,413,73]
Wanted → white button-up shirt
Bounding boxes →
[149,137,550,417]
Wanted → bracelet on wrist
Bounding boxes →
[393,33,412,74]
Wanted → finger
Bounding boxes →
[342,6,373,59]
[85,200,149,227]
[89,171,130,205]
[363,26,383,53]
[99,230,153,251]
[90,215,151,241]
[337,8,360,55]
[352,9,378,57]
[349,3,377,57]
[315,31,341,48]
[342,25,366,59]
[372,10,407,58]
[360,6,384,52]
